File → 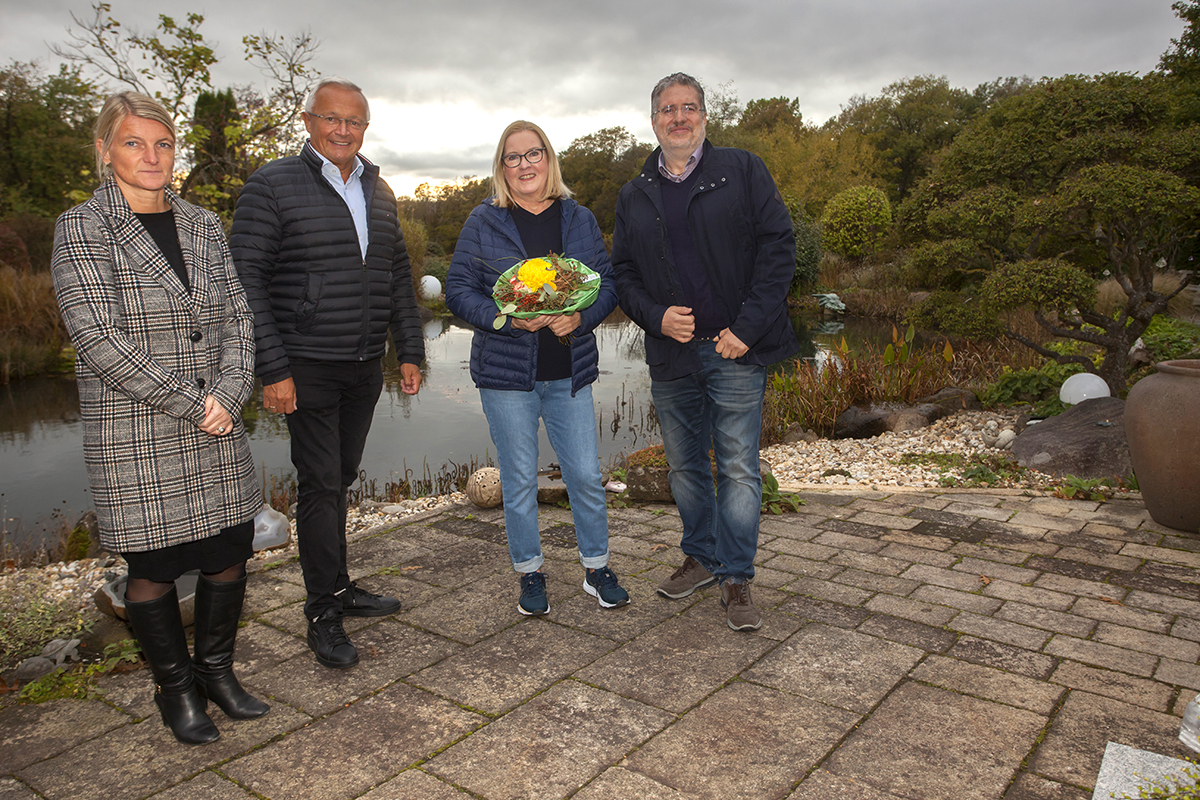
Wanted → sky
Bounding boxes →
[0,0,1186,197]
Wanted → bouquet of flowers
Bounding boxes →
[490,254,601,330]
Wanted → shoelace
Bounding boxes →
[592,567,619,589]
[670,558,697,579]
[522,572,547,597]
[319,616,351,646]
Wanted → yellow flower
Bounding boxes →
[516,258,557,292]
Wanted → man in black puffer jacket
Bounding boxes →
[231,78,424,670]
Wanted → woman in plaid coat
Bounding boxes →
[52,93,267,745]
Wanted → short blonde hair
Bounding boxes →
[94,92,175,180]
[490,120,573,209]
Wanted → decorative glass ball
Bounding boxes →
[1059,372,1110,405]
[418,274,442,300]
[465,467,503,508]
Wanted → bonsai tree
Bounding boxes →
[821,185,891,258]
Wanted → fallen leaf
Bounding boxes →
[650,544,670,553]
[0,677,18,694]
[978,575,993,586]
[1099,596,1124,605]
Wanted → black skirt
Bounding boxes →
[122,520,254,582]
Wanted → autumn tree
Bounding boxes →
[560,127,652,235]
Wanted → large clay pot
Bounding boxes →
[1125,360,1200,533]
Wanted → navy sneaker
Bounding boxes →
[584,566,630,609]
[518,571,550,616]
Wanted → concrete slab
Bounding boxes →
[1091,741,1195,800]
[0,699,132,773]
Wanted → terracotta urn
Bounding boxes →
[1125,360,1200,533]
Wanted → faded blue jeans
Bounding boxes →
[651,341,766,583]
[480,380,610,573]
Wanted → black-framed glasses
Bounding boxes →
[654,103,702,118]
[502,147,546,168]
[307,112,368,131]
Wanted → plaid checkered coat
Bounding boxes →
[52,180,262,553]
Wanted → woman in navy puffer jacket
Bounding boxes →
[446,120,628,617]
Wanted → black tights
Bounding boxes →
[125,562,247,603]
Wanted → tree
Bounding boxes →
[739,97,804,137]
[902,73,1200,393]
[1160,0,1200,80]
[559,127,652,235]
[52,3,319,217]
[821,185,892,258]
[398,178,491,257]
[0,62,100,217]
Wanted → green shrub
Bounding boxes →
[982,357,1086,412]
[788,203,823,291]
[423,255,451,287]
[0,569,92,671]
[904,239,990,290]
[906,291,1003,339]
[61,524,91,562]
[821,186,892,259]
[1141,316,1200,362]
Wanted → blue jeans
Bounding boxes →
[480,381,610,573]
[651,341,766,583]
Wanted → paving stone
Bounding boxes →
[910,506,986,529]
[573,768,699,800]
[849,497,917,516]
[1049,660,1173,711]
[911,655,1064,714]
[877,541,959,567]
[912,585,1003,615]
[984,580,1075,611]
[223,682,482,800]
[1034,573,1126,602]
[945,502,1015,521]
[1041,530,1126,554]
[1121,543,1200,570]
[787,769,909,799]
[1093,622,1199,661]
[911,519,988,544]
[1171,617,1200,643]
[857,613,959,653]
[0,700,132,774]
[147,771,258,800]
[1123,590,1200,619]
[241,575,308,616]
[758,515,822,541]
[830,550,911,576]
[785,576,873,606]
[778,595,872,629]
[954,557,1039,584]
[400,570,532,645]
[1027,691,1182,790]
[1008,512,1086,533]
[1155,658,1200,690]
[0,779,40,800]
[950,611,1052,650]
[679,593,805,643]
[245,619,462,716]
[995,602,1096,638]
[1042,635,1158,678]
[427,682,671,800]
[747,564,800,590]
[947,636,1058,680]
[748,622,923,713]
[976,532,1061,557]
[822,681,1046,800]
[813,529,888,553]
[1111,569,1200,601]
[344,534,432,580]
[760,535,826,560]
[818,516,891,539]
[1078,521,1160,545]
[901,563,990,592]
[357,769,475,799]
[865,594,958,627]
[951,541,1039,565]
[17,702,307,800]
[1001,772,1090,800]
[398,539,511,588]
[548,579,693,643]
[410,620,612,715]
[879,529,957,551]
[832,567,919,595]
[626,681,860,800]
[576,615,774,713]
[849,510,924,531]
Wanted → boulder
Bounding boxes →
[782,423,819,444]
[834,402,949,439]
[917,387,982,414]
[1011,396,1132,480]
[625,464,674,502]
[536,473,570,505]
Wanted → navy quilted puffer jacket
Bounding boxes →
[445,198,617,396]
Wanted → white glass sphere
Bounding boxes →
[419,275,442,300]
[1059,372,1110,405]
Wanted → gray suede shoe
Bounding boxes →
[720,580,762,631]
[656,556,717,599]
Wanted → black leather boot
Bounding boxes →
[192,574,270,720]
[124,586,220,745]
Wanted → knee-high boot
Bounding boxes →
[124,586,220,745]
[192,573,270,720]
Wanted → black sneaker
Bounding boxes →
[339,583,401,617]
[584,566,630,608]
[307,609,359,669]
[518,571,550,616]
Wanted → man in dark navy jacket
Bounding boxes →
[612,72,797,632]
[232,78,424,669]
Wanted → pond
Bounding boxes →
[0,311,883,553]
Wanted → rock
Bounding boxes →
[41,638,80,667]
[995,429,1017,450]
[917,387,983,413]
[981,420,1000,448]
[15,656,57,682]
[77,614,135,661]
[625,464,674,502]
[782,423,819,444]
[1010,396,1132,480]
[889,404,945,433]
[834,403,948,439]
[536,474,570,505]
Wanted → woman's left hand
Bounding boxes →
[547,312,581,337]
[200,396,233,436]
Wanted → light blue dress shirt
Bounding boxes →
[312,145,369,259]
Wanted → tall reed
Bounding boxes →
[0,265,65,384]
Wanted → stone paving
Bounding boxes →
[3,488,1200,800]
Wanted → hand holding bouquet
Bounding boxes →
[491,254,601,331]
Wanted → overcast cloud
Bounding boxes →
[1,0,1184,195]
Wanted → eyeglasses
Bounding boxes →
[307,113,368,132]
[654,103,702,118]
[502,148,546,168]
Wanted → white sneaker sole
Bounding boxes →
[583,579,630,608]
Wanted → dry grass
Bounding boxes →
[1095,272,1195,319]
[0,265,65,384]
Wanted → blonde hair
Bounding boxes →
[94,92,175,180]
[490,120,573,208]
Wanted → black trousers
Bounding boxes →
[287,358,384,619]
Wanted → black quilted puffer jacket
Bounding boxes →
[230,142,424,385]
